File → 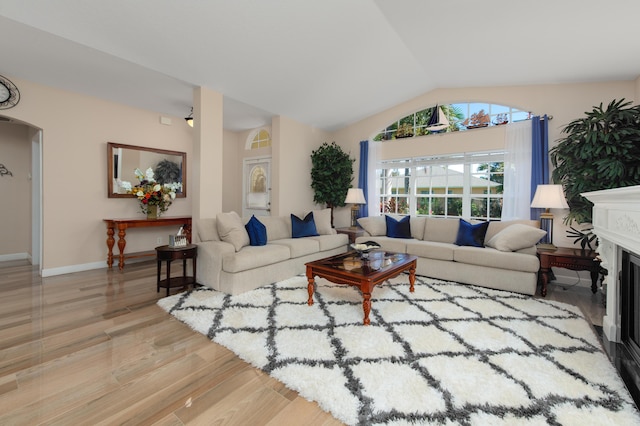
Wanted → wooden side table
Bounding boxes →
[336,227,365,245]
[537,246,601,297]
[156,244,197,296]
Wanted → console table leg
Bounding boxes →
[117,225,127,271]
[106,226,115,268]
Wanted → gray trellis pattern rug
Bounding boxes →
[158,274,640,425]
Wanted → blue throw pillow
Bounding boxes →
[291,212,319,238]
[385,215,412,238]
[245,215,267,246]
[455,219,490,247]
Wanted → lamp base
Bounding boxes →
[350,206,359,228]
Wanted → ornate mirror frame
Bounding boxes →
[107,142,187,198]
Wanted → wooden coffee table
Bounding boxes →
[306,251,417,325]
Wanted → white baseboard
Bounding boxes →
[41,261,106,277]
[40,257,153,277]
[0,253,29,262]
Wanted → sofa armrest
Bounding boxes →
[196,240,235,290]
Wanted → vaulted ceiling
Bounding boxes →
[1,0,638,131]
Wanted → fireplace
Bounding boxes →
[583,185,640,406]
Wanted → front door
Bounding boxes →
[243,157,271,218]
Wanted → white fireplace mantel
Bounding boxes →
[583,185,640,342]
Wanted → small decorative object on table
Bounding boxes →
[121,167,178,218]
[350,241,381,259]
[169,226,188,247]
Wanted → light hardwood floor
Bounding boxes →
[0,259,605,425]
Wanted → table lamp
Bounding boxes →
[530,184,569,249]
[345,188,366,228]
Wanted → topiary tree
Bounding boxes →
[310,142,354,225]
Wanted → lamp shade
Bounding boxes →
[345,188,366,204]
[530,184,569,209]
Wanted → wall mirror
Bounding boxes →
[107,142,187,198]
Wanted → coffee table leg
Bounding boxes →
[409,261,416,292]
[306,266,315,306]
[362,292,371,325]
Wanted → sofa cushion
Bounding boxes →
[196,218,220,242]
[486,224,547,252]
[453,246,541,273]
[357,216,386,236]
[309,234,348,251]
[270,238,320,258]
[245,215,267,246]
[355,235,409,254]
[406,240,455,261]
[424,218,459,244]
[386,215,412,238]
[485,219,540,242]
[258,216,291,241]
[455,219,489,247]
[217,211,250,251]
[291,212,319,238]
[222,244,291,273]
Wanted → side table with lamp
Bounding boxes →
[531,184,602,296]
[338,188,367,246]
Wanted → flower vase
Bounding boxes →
[146,205,159,219]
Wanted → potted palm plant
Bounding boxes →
[550,98,640,248]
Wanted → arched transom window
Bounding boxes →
[248,129,272,149]
[374,102,530,141]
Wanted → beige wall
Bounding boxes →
[1,77,193,274]
[0,122,31,257]
[2,74,638,274]
[331,80,638,243]
[272,116,332,216]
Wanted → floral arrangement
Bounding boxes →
[120,168,178,215]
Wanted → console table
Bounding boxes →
[104,216,192,271]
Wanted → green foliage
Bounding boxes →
[154,159,181,185]
[310,142,354,209]
[550,99,640,224]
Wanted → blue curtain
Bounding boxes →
[358,140,369,218]
[530,115,549,220]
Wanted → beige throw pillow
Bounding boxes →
[485,224,547,252]
[357,216,386,236]
[311,208,334,235]
[216,211,250,251]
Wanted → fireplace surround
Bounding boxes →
[583,185,640,404]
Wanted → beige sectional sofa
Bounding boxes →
[355,216,545,295]
[195,209,348,294]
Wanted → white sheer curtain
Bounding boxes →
[367,141,380,216]
[502,120,532,220]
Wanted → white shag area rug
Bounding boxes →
[157,274,640,425]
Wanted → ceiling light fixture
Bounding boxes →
[185,107,193,127]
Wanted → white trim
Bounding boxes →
[0,253,29,262]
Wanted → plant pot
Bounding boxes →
[147,205,159,219]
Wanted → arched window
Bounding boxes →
[374,102,530,141]
[247,129,272,150]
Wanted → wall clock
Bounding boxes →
[0,75,20,110]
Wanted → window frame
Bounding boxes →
[376,151,504,221]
